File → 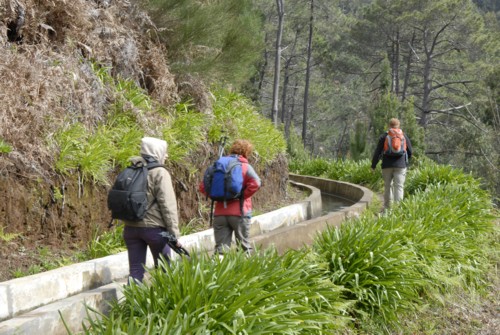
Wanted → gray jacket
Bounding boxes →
[124,137,180,237]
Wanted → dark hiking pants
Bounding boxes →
[123,226,172,283]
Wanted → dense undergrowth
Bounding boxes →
[54,66,286,187]
[0,79,287,278]
[75,157,498,334]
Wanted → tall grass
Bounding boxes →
[311,160,496,330]
[79,250,351,334]
[105,119,143,169]
[289,157,382,190]
[54,123,130,185]
[162,102,208,164]
[72,156,497,333]
[87,224,126,259]
[210,88,287,163]
[54,76,286,186]
[77,126,113,185]
[313,217,426,323]
[54,65,151,183]
[405,158,482,195]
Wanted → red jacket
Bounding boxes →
[199,155,261,217]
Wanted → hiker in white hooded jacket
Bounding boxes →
[123,137,181,283]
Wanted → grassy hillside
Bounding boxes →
[0,0,288,281]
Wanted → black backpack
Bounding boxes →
[107,162,164,222]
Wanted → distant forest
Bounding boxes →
[145,0,500,199]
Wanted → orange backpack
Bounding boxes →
[383,128,407,157]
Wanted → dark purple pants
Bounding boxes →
[123,226,172,282]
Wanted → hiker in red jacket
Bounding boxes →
[199,139,261,254]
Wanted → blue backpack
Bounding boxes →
[203,155,244,224]
[203,155,244,202]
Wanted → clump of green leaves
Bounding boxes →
[162,101,208,163]
[87,224,126,259]
[405,158,481,195]
[0,138,12,153]
[311,159,496,330]
[81,249,351,334]
[314,217,426,324]
[54,64,152,183]
[394,183,495,287]
[0,226,19,242]
[54,124,114,185]
[289,157,382,191]
[209,88,287,163]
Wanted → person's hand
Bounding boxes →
[176,241,182,248]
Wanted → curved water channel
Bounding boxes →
[321,192,355,215]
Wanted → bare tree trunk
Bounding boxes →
[336,123,348,159]
[302,0,314,145]
[285,79,299,140]
[420,59,432,127]
[419,20,455,127]
[420,29,434,127]
[280,28,300,124]
[280,71,290,123]
[401,31,415,102]
[393,30,400,96]
[257,33,269,103]
[272,0,284,126]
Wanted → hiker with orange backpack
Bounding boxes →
[371,118,413,210]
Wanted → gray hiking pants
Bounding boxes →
[382,167,407,209]
[213,215,252,254]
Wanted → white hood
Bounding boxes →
[140,137,168,163]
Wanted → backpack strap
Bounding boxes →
[239,191,245,219]
[145,162,165,170]
[231,156,245,218]
[209,200,215,226]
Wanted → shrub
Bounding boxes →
[312,159,496,330]
[80,249,351,334]
[313,217,426,324]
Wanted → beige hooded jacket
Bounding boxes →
[124,137,180,237]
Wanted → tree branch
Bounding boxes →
[428,103,471,113]
[425,150,484,156]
